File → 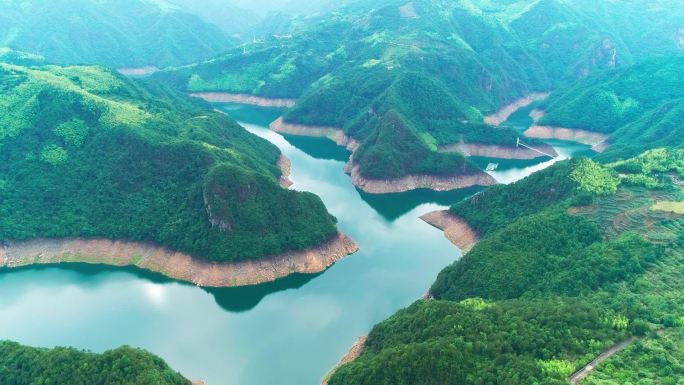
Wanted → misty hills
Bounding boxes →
[0,0,235,67]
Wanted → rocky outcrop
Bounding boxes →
[524,125,609,146]
[420,210,479,254]
[321,336,368,385]
[346,162,497,194]
[277,154,293,188]
[440,142,558,160]
[0,233,358,288]
[190,93,297,108]
[484,92,550,126]
[117,66,159,76]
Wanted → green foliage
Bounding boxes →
[39,144,69,166]
[0,341,190,385]
[331,149,684,385]
[53,119,89,147]
[610,148,684,177]
[450,159,579,235]
[328,299,624,385]
[540,56,684,134]
[432,213,660,301]
[351,109,479,179]
[570,158,619,196]
[0,63,338,262]
[159,0,684,180]
[584,330,684,384]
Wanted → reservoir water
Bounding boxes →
[0,104,592,385]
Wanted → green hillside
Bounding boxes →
[328,148,684,385]
[0,63,338,261]
[540,56,684,132]
[0,0,235,68]
[538,56,684,160]
[0,341,191,385]
[158,0,684,181]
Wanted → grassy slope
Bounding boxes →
[0,63,338,262]
[0,0,235,67]
[158,0,683,180]
[329,149,684,385]
[0,341,191,385]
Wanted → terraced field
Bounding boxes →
[573,186,684,243]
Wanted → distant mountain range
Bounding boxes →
[0,0,236,67]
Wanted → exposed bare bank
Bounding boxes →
[346,162,497,194]
[271,118,497,194]
[321,336,368,385]
[420,210,479,254]
[440,142,558,160]
[525,125,609,147]
[190,92,297,108]
[117,66,159,76]
[0,233,358,288]
[277,154,294,188]
[484,92,550,126]
[270,117,359,150]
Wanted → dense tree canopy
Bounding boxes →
[0,63,338,261]
[0,342,191,385]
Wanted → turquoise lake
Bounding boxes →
[0,104,593,385]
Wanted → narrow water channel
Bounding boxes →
[0,104,592,385]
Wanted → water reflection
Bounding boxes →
[0,103,589,385]
[205,272,321,313]
[357,187,482,221]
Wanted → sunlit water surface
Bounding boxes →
[0,104,592,385]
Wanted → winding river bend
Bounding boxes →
[0,104,592,385]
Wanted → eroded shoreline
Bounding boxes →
[524,125,609,148]
[321,336,368,385]
[440,141,559,160]
[191,92,297,108]
[277,154,294,188]
[419,210,479,254]
[484,92,550,126]
[0,233,358,288]
[271,118,498,194]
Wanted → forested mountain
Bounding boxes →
[0,341,191,385]
[0,63,338,261]
[0,0,235,68]
[329,148,684,385]
[539,56,684,160]
[157,0,684,181]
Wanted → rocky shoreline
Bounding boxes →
[0,233,358,288]
[321,336,368,385]
[277,154,294,188]
[419,210,479,254]
[345,162,497,194]
[117,66,159,76]
[271,118,497,193]
[484,92,550,126]
[270,117,359,150]
[524,124,608,147]
[440,141,559,160]
[190,92,297,108]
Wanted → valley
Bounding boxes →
[0,1,683,384]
